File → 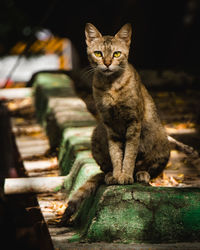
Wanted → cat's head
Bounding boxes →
[85,23,132,76]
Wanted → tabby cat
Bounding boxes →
[60,23,170,224]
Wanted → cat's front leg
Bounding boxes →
[121,122,141,184]
[105,127,123,185]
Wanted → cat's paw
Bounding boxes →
[135,171,150,183]
[105,172,118,185]
[105,172,134,185]
[117,173,134,185]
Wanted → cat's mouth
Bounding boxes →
[97,65,117,75]
[102,68,114,75]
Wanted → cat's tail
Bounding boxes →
[168,135,199,159]
[59,172,104,226]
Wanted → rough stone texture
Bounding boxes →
[45,101,95,150]
[59,127,95,175]
[74,184,200,243]
[65,159,102,201]
[60,147,102,200]
[33,72,75,124]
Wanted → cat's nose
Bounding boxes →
[104,59,112,67]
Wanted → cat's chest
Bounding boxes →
[97,87,126,108]
[95,88,135,120]
[102,89,121,107]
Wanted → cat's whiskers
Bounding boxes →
[82,66,96,79]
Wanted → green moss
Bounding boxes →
[68,233,82,243]
[62,151,97,195]
[69,163,102,200]
[70,184,200,243]
[53,185,63,192]
[33,73,73,93]
[58,127,94,175]
[71,186,107,240]
[33,72,75,124]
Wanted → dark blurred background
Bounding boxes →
[0,0,200,70]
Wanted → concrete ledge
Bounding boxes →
[62,150,97,193]
[33,72,75,124]
[66,160,101,201]
[74,184,200,243]
[58,127,95,175]
[33,72,95,149]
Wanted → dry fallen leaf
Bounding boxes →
[150,172,185,187]
[175,122,195,129]
[46,201,68,225]
[176,174,184,182]
[48,201,67,215]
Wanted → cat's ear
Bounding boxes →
[115,23,132,46]
[85,23,102,45]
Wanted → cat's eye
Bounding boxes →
[113,51,121,58]
[94,51,103,57]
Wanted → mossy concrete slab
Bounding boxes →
[72,184,200,243]
[33,72,75,97]
[62,151,95,192]
[58,127,95,175]
[33,72,75,124]
[60,149,102,206]
[47,97,95,129]
[64,157,102,201]
[33,72,96,149]
[45,98,95,149]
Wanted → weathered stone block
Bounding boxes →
[33,72,75,124]
[73,184,200,243]
[45,98,95,149]
[33,72,96,149]
[58,127,95,175]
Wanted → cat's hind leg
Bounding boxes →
[148,156,169,179]
[134,155,169,183]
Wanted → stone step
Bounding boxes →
[73,184,200,243]
[58,127,95,174]
[33,72,95,149]
[33,72,75,124]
